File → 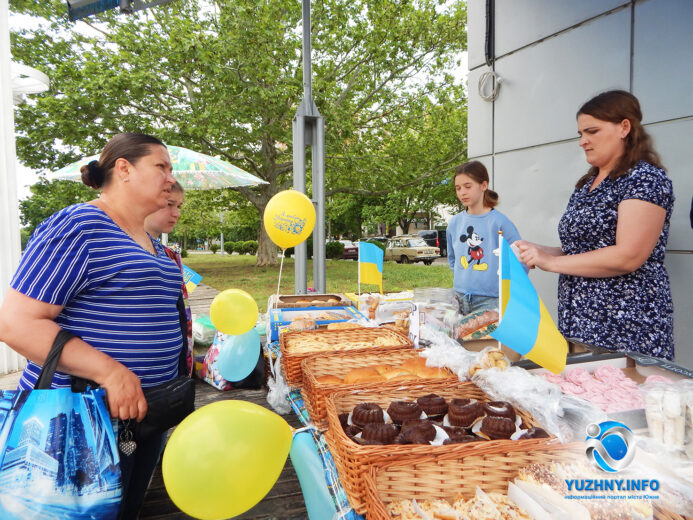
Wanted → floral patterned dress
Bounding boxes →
[557,161,675,359]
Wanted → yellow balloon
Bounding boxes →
[263,190,316,249]
[209,289,258,336]
[163,401,293,520]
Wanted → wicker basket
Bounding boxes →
[324,381,556,514]
[279,327,413,387]
[301,349,456,430]
[364,446,686,520]
[364,444,580,520]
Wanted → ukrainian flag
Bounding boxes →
[358,241,384,294]
[182,265,203,294]
[490,238,567,374]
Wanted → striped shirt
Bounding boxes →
[12,203,183,389]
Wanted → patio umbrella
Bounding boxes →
[47,144,267,190]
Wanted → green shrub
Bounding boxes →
[326,241,345,259]
[224,242,235,254]
[284,247,294,257]
[366,239,386,252]
[180,249,188,258]
[243,240,258,255]
[210,244,220,254]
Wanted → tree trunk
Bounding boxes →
[183,229,188,251]
[256,214,279,266]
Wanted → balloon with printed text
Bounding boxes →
[263,189,316,250]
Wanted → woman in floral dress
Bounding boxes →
[516,90,675,359]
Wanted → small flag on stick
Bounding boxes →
[358,241,384,294]
[491,237,567,374]
[182,265,203,294]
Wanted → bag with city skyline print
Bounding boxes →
[0,330,121,519]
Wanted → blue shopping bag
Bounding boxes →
[0,331,121,519]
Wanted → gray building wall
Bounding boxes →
[467,0,692,366]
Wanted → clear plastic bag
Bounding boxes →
[265,352,292,415]
[192,314,216,347]
[472,366,606,443]
[419,324,479,381]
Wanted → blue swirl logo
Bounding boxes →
[585,421,635,473]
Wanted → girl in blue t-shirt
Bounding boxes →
[447,161,523,315]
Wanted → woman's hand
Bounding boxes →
[513,240,562,270]
[98,360,148,422]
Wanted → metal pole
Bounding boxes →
[293,114,307,294]
[312,116,326,293]
[302,0,312,103]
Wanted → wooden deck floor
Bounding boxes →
[140,284,308,520]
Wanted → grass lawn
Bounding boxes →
[184,254,453,308]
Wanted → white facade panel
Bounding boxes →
[494,0,629,58]
[666,253,693,369]
[646,119,693,251]
[467,67,494,157]
[493,9,631,152]
[467,0,488,70]
[493,141,585,248]
[633,0,693,124]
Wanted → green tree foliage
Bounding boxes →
[18,179,97,235]
[11,0,467,265]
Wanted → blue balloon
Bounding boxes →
[215,329,261,382]
[289,431,338,520]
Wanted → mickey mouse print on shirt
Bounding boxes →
[459,225,488,271]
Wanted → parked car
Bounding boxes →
[338,240,358,260]
[417,229,447,257]
[384,235,439,265]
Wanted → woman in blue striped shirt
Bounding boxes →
[0,133,182,518]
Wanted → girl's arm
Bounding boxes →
[0,289,147,421]
[516,199,665,277]
[446,227,455,270]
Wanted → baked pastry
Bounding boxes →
[360,422,400,444]
[343,424,362,438]
[288,318,317,331]
[441,425,478,445]
[316,374,343,385]
[480,416,516,440]
[351,402,384,428]
[380,367,414,381]
[519,427,549,439]
[395,421,436,444]
[387,401,423,425]
[326,322,362,330]
[338,412,349,429]
[343,367,385,384]
[416,394,448,419]
[447,398,483,427]
[483,401,516,422]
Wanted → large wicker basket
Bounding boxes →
[364,446,685,520]
[324,381,556,514]
[279,327,413,387]
[301,349,457,430]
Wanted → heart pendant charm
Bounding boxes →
[119,439,137,456]
[119,426,137,456]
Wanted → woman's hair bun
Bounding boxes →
[80,160,106,189]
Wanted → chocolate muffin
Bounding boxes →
[416,394,448,420]
[447,398,483,427]
[443,435,479,445]
[360,423,400,444]
[480,416,516,440]
[483,401,516,423]
[395,421,436,444]
[519,427,550,439]
[343,424,362,438]
[351,402,384,428]
[387,400,423,425]
[401,419,433,433]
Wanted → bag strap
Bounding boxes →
[34,329,76,390]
